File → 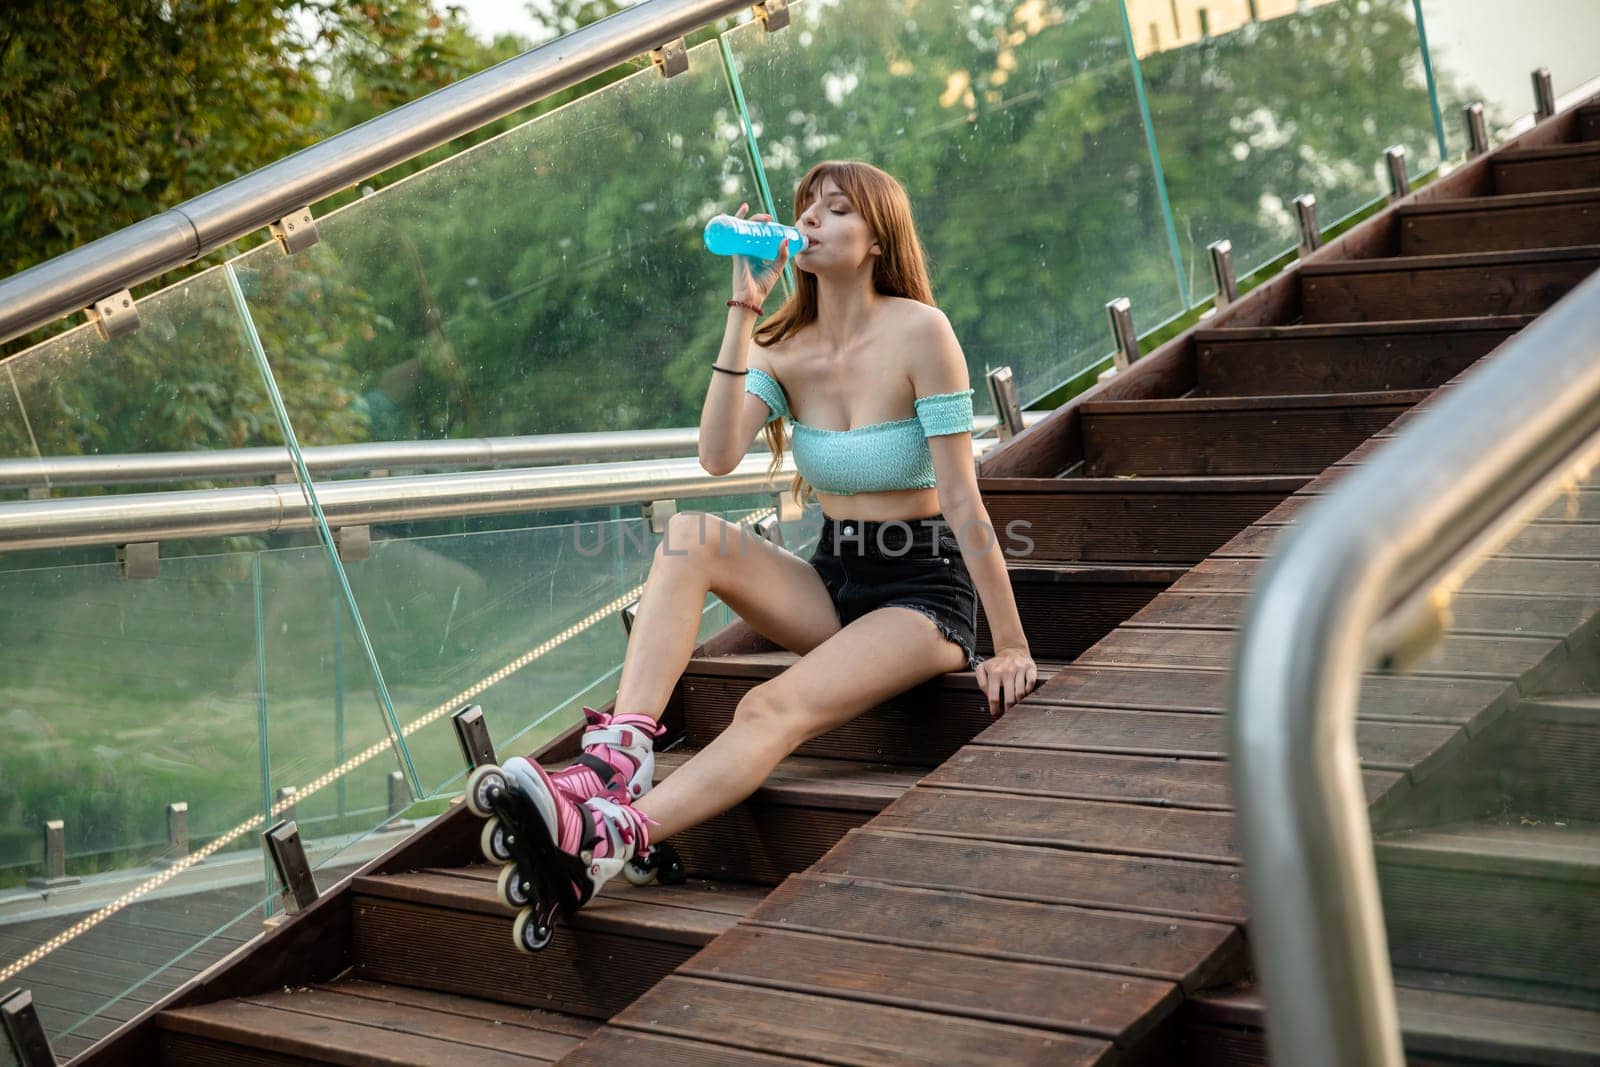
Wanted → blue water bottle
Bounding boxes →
[703,213,807,259]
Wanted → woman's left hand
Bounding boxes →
[976,645,1038,719]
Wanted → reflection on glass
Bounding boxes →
[728,0,1184,404]
[234,38,758,450]
[1366,448,1600,1018]
[0,268,286,502]
[1135,0,1441,297]
[1420,0,1600,153]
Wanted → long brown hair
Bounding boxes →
[753,160,937,505]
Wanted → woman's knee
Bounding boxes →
[729,683,796,743]
[658,510,724,564]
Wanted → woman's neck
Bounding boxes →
[812,274,883,352]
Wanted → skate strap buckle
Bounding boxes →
[580,726,638,748]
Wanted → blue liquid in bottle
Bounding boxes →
[703,213,807,259]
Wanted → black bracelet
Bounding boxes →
[711,364,748,376]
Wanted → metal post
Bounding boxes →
[452,704,497,769]
[263,820,318,916]
[27,820,77,889]
[986,367,1024,441]
[1294,195,1321,259]
[1208,240,1238,312]
[1533,67,1555,121]
[1106,298,1139,372]
[1,990,59,1067]
[1465,103,1489,157]
[753,513,785,548]
[275,786,298,827]
[153,802,195,868]
[1385,145,1409,203]
[381,771,414,831]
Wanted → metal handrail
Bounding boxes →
[1228,267,1600,1065]
[0,0,755,346]
[0,413,1027,490]
[0,432,1010,550]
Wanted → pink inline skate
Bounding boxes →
[547,706,664,805]
[465,754,655,953]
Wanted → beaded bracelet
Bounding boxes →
[726,298,764,316]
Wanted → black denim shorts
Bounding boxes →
[807,510,984,672]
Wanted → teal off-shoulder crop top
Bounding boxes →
[744,366,974,496]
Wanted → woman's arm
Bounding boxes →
[908,308,1038,718]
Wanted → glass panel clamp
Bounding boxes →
[1,989,58,1067]
[651,37,689,78]
[85,289,138,341]
[1384,145,1409,203]
[269,207,319,254]
[452,703,498,769]
[986,366,1023,441]
[263,819,319,916]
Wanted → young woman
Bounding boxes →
[472,161,1039,951]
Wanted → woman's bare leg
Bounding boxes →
[636,605,968,840]
[611,510,842,720]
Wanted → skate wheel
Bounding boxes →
[465,764,508,817]
[497,862,533,909]
[480,817,514,864]
[622,855,657,887]
[513,907,554,954]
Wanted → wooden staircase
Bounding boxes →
[75,94,1600,1066]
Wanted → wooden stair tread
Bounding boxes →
[352,867,758,946]
[655,749,922,810]
[819,827,1247,924]
[977,474,1312,493]
[610,973,1113,1067]
[1192,982,1600,1065]
[1299,243,1600,274]
[679,925,1179,1045]
[1193,314,1536,341]
[1398,187,1600,215]
[1079,388,1432,415]
[1377,818,1600,879]
[157,978,594,1064]
[1496,141,1600,163]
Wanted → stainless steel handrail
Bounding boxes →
[0,0,754,346]
[1229,268,1600,1066]
[0,414,1027,490]
[0,433,1007,550]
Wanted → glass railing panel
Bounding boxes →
[1419,0,1600,153]
[321,494,824,800]
[0,268,289,501]
[230,36,758,452]
[725,0,1185,405]
[0,548,277,1058]
[1360,445,1600,1023]
[1133,0,1442,300]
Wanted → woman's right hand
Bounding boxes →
[730,201,790,307]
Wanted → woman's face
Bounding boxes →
[792,175,880,273]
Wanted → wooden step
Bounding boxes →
[1503,695,1600,821]
[608,972,1112,1066]
[349,866,762,1018]
[1580,103,1600,142]
[679,924,1178,1049]
[1080,622,1554,683]
[678,650,1067,765]
[1191,317,1528,397]
[155,978,597,1065]
[1298,246,1600,323]
[1079,391,1425,477]
[1187,981,1600,1066]
[654,750,921,884]
[1377,819,1600,997]
[1493,140,1600,194]
[978,475,1307,563]
[1398,189,1600,254]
